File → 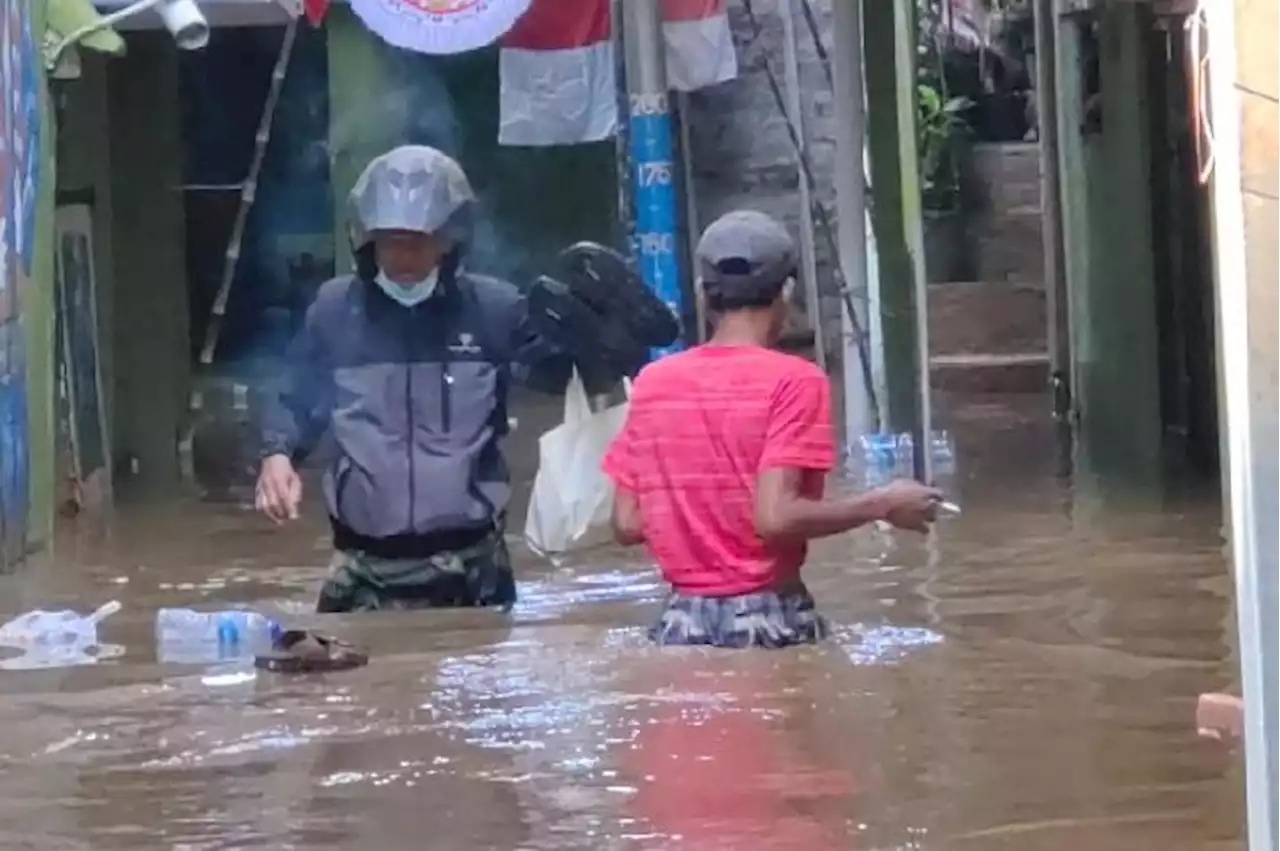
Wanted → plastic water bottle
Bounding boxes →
[855,430,957,485]
[155,608,283,664]
[929,429,956,476]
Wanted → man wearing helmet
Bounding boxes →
[255,146,573,613]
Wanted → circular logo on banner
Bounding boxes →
[349,0,532,55]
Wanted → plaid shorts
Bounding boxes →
[316,524,516,614]
[649,584,830,649]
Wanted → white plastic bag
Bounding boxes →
[0,600,124,670]
[524,371,630,556]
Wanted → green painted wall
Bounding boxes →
[863,0,927,434]
[22,0,58,550]
[1056,5,1163,484]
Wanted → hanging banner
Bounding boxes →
[349,0,532,55]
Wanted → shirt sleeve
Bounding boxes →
[261,296,331,463]
[758,368,836,472]
[601,410,639,491]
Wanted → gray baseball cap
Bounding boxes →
[695,210,797,303]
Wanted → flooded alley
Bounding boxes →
[1,0,1271,845]
[0,394,1245,850]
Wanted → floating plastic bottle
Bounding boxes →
[155,608,283,664]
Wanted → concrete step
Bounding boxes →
[969,210,1046,283]
[927,280,1048,358]
[930,352,1050,394]
[970,142,1043,214]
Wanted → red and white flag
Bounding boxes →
[661,0,737,92]
[498,0,616,147]
[498,0,737,147]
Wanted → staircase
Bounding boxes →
[928,142,1050,393]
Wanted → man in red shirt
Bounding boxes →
[601,210,941,648]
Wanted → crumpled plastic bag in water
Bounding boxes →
[0,600,124,670]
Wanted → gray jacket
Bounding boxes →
[261,254,570,555]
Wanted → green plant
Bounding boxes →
[918,83,973,212]
[915,0,975,212]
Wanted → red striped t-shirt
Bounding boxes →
[602,344,836,596]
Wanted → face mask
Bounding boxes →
[374,267,439,307]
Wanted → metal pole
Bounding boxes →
[1032,0,1069,397]
[622,0,685,358]
[778,0,826,372]
[832,0,875,445]
[1205,3,1279,846]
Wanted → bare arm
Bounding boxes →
[756,469,943,541]
[754,468,885,543]
[611,486,645,545]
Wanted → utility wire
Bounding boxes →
[798,0,834,90]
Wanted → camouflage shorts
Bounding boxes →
[316,525,516,614]
[649,585,829,649]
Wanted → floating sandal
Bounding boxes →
[253,630,368,674]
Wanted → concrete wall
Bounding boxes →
[99,35,191,492]
[681,0,839,344]
[108,35,191,491]
[967,142,1044,284]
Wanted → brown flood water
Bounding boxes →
[0,393,1246,850]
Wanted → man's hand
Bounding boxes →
[256,454,302,524]
[868,479,943,533]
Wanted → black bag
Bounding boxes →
[526,243,681,393]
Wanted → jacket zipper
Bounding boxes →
[404,314,416,531]
[440,362,452,433]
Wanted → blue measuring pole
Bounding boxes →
[621,0,684,359]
